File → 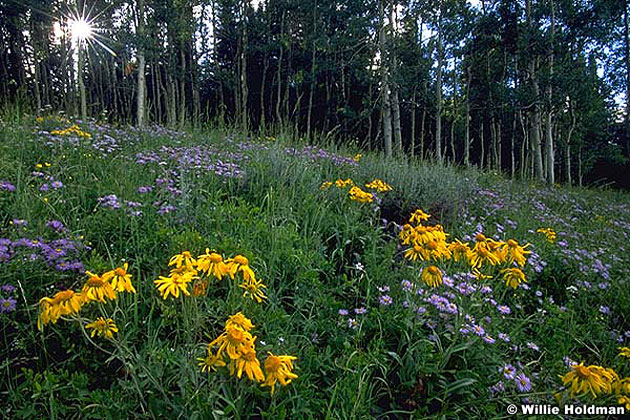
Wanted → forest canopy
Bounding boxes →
[1,0,629,187]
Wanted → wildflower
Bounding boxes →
[46,220,65,233]
[497,305,511,315]
[154,273,192,299]
[239,277,268,303]
[470,234,502,269]
[560,363,618,398]
[225,312,254,332]
[0,297,17,313]
[526,342,540,351]
[502,364,517,379]
[347,318,358,329]
[1,284,16,293]
[472,324,485,336]
[103,263,136,293]
[334,178,354,188]
[85,317,118,339]
[320,181,333,190]
[365,179,392,193]
[192,279,208,297]
[354,307,367,315]
[168,251,196,270]
[502,267,527,289]
[226,255,256,282]
[229,342,265,382]
[449,240,472,263]
[262,353,298,395]
[348,186,373,203]
[483,335,496,344]
[379,295,393,306]
[0,181,16,192]
[409,209,431,225]
[209,324,254,360]
[198,350,227,373]
[504,239,531,267]
[37,290,84,330]
[353,153,362,162]
[196,249,228,280]
[338,309,349,316]
[619,395,630,411]
[422,266,443,288]
[537,227,556,243]
[619,347,630,358]
[599,306,611,315]
[515,373,532,392]
[472,268,493,280]
[82,272,117,303]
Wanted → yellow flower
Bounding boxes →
[229,342,265,382]
[103,263,136,293]
[198,351,226,373]
[404,244,426,262]
[365,179,392,193]
[192,279,208,297]
[615,377,630,394]
[320,181,333,190]
[240,278,268,303]
[37,290,85,330]
[619,347,630,358]
[225,312,254,332]
[470,234,502,269]
[348,186,374,203]
[82,272,117,303]
[449,240,472,263]
[209,324,254,360]
[409,209,431,225]
[353,153,362,162]
[196,249,228,280]
[619,395,630,411]
[421,265,443,287]
[168,251,196,270]
[85,317,118,339]
[503,239,531,267]
[537,227,557,243]
[501,267,527,289]
[262,353,298,395]
[226,255,256,282]
[334,178,354,188]
[472,268,493,280]
[154,273,192,299]
[560,363,618,398]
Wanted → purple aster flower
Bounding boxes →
[378,285,390,293]
[51,181,63,189]
[39,183,50,192]
[498,333,511,342]
[137,186,153,193]
[0,297,17,313]
[472,324,485,336]
[497,305,511,315]
[489,381,505,396]
[483,335,496,344]
[338,309,349,316]
[0,181,16,192]
[416,306,427,315]
[599,305,611,315]
[379,295,393,306]
[401,279,413,292]
[526,342,540,351]
[1,284,16,293]
[501,364,517,379]
[46,220,65,233]
[515,373,532,392]
[11,219,28,227]
[157,204,175,215]
[354,307,367,315]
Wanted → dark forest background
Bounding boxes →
[1,0,630,188]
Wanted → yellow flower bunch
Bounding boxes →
[365,179,392,193]
[37,264,134,330]
[335,178,354,188]
[348,186,374,203]
[620,347,630,358]
[537,227,557,243]
[154,250,267,302]
[401,217,450,263]
[50,124,92,139]
[200,313,298,394]
[559,363,620,398]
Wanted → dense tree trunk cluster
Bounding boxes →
[1,0,629,185]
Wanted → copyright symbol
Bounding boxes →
[506,404,518,415]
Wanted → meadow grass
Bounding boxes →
[1,117,630,419]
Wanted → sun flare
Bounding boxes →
[69,18,94,44]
